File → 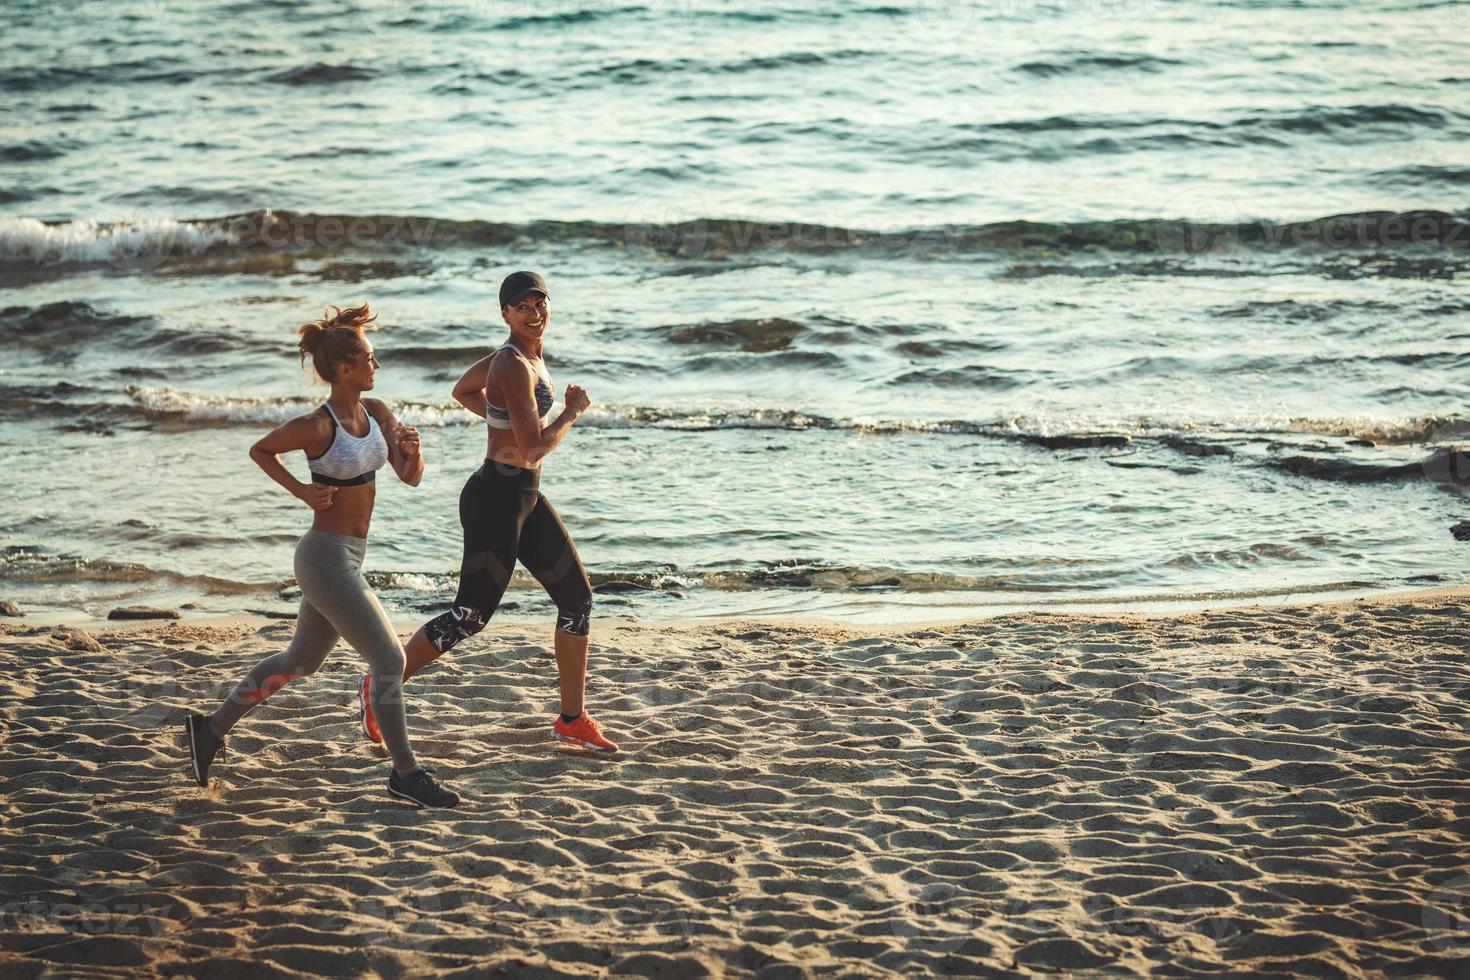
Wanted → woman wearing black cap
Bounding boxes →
[358,271,618,753]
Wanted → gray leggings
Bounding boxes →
[209,529,416,770]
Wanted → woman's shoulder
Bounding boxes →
[295,404,333,428]
[361,397,395,427]
[275,406,334,456]
[489,346,534,379]
[489,342,529,364]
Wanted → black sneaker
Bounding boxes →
[184,712,223,787]
[388,767,460,809]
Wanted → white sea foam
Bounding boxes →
[123,386,469,427]
[119,386,1463,445]
[996,412,1464,445]
[0,215,236,265]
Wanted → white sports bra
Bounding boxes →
[306,402,389,486]
[485,341,555,430]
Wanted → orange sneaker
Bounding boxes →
[554,712,618,752]
[359,673,383,744]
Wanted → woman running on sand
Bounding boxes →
[358,271,617,753]
[184,304,460,809]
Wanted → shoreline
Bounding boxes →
[9,581,1466,635]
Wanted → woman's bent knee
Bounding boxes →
[556,595,592,637]
[281,646,331,678]
[424,605,488,653]
[365,641,406,678]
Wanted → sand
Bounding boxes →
[1,592,1467,978]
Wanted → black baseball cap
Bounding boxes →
[499,271,549,309]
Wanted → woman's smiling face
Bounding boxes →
[503,292,549,340]
[338,341,379,391]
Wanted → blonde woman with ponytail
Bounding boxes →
[183,303,459,809]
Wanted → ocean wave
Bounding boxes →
[0,186,49,206]
[2,378,1459,452]
[264,63,378,86]
[1016,53,1186,77]
[45,384,1124,443]
[0,546,265,593]
[121,387,467,429]
[0,542,1401,607]
[1275,455,1446,484]
[1212,298,1397,321]
[665,317,806,352]
[0,215,237,267]
[0,300,288,360]
[0,545,1085,598]
[1,301,152,340]
[4,208,1465,272]
[493,6,644,31]
[0,59,250,92]
[1002,251,1467,282]
[0,139,75,163]
[0,548,1084,598]
[1162,542,1313,569]
[959,104,1465,139]
[116,387,1002,432]
[1268,415,1469,445]
[378,562,1106,596]
[92,388,1466,453]
[390,344,648,376]
[887,366,1039,390]
[1370,164,1470,187]
[581,48,876,85]
[1245,103,1457,135]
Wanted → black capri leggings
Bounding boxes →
[422,461,592,653]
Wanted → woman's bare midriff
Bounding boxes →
[310,483,377,538]
[485,427,540,471]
